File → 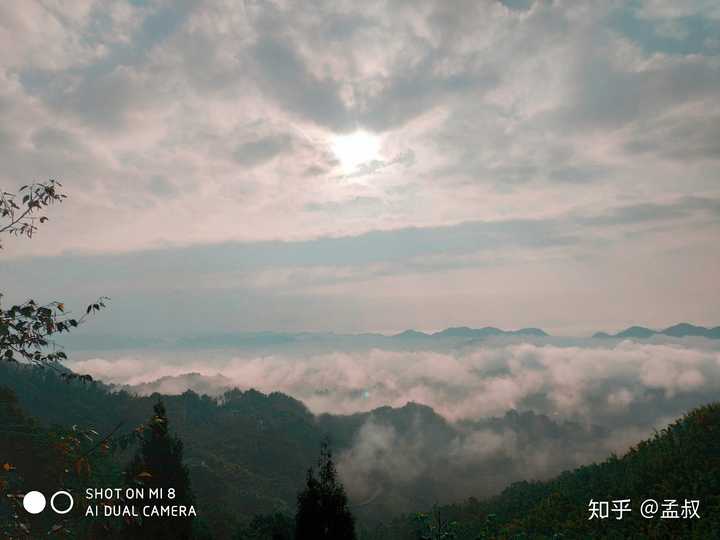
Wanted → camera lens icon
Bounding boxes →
[22,491,46,514]
[22,490,74,514]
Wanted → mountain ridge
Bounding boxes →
[593,322,720,340]
[55,322,720,351]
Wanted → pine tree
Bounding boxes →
[123,401,196,539]
[295,441,356,540]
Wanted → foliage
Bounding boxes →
[0,386,124,538]
[0,180,66,248]
[295,441,356,540]
[235,512,295,540]
[0,362,325,538]
[0,180,107,374]
[0,296,106,368]
[122,401,197,539]
[411,506,460,540]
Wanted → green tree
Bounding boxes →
[123,401,197,539]
[412,506,459,540]
[295,441,356,540]
[235,512,295,540]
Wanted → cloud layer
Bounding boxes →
[66,338,720,510]
[68,338,720,427]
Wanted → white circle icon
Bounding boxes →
[23,491,46,514]
[50,491,74,514]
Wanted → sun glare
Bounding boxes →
[331,131,381,173]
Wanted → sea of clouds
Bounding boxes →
[67,338,720,430]
[66,338,720,510]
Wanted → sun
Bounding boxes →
[330,131,381,173]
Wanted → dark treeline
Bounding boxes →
[0,365,357,539]
[0,361,324,538]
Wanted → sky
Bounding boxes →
[1,0,719,337]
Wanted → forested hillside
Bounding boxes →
[0,363,322,538]
[0,385,127,538]
[375,403,720,539]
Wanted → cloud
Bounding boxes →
[577,196,720,226]
[334,410,613,513]
[67,339,720,429]
[1,1,716,250]
[65,338,720,511]
[247,35,351,131]
[233,133,293,166]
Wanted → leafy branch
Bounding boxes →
[0,179,66,249]
[0,296,108,370]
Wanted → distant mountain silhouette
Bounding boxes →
[392,329,431,339]
[59,327,554,351]
[429,326,548,338]
[663,323,720,338]
[177,326,551,344]
[432,326,500,338]
[514,327,549,337]
[593,323,720,339]
[616,326,657,339]
[57,323,720,352]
